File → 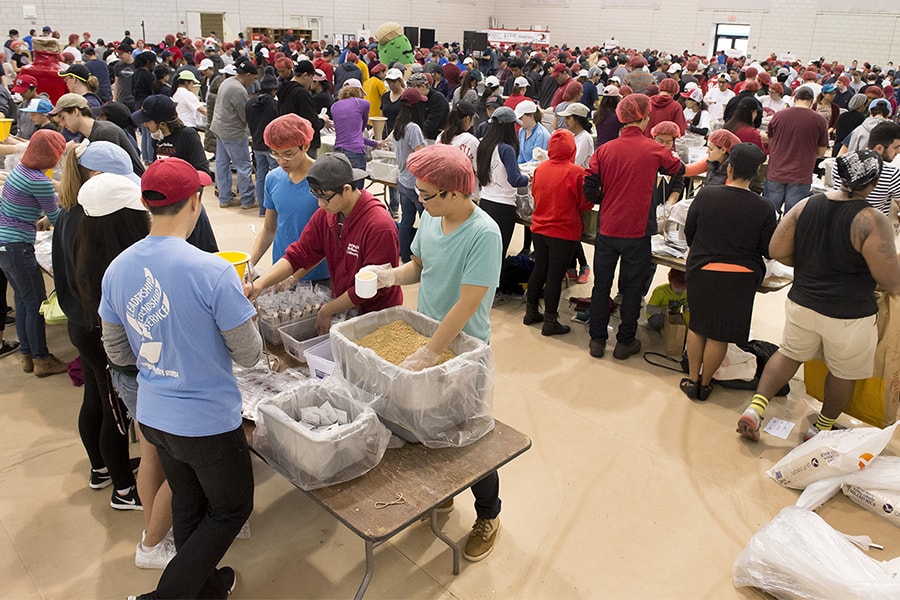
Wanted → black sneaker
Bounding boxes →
[219,566,237,595]
[0,339,19,359]
[90,457,141,490]
[111,486,143,511]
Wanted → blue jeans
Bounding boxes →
[398,184,423,262]
[216,137,256,207]
[764,180,810,216]
[388,185,399,215]
[589,235,651,345]
[0,242,49,358]
[335,148,367,190]
[140,124,155,163]
[141,423,253,599]
[253,149,279,214]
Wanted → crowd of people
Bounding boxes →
[3,22,900,599]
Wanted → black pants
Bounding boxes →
[0,269,7,333]
[589,235,651,344]
[480,198,517,259]
[68,321,134,490]
[526,233,579,314]
[141,423,254,599]
[472,471,501,520]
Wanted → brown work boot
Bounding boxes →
[33,354,69,378]
[22,354,34,373]
[464,517,500,562]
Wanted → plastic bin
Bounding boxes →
[253,378,391,489]
[330,306,495,448]
[279,317,325,362]
[305,338,335,379]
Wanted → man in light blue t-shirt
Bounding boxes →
[100,158,262,599]
[359,144,504,563]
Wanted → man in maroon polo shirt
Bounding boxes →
[584,93,685,360]
[245,153,402,333]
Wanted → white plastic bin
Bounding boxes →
[253,378,391,489]
[330,306,495,448]
[305,338,335,379]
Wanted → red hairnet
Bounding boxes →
[618,84,633,96]
[615,93,651,123]
[406,144,475,195]
[707,129,740,152]
[743,80,761,92]
[658,78,679,94]
[650,121,680,138]
[744,67,758,78]
[769,82,784,95]
[263,114,313,150]
[21,129,67,171]
[563,81,583,102]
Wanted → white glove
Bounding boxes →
[358,263,396,289]
[399,346,441,372]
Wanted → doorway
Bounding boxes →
[714,23,750,57]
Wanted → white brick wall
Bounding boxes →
[2,1,897,65]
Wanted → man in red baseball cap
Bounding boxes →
[9,73,44,138]
[100,157,259,600]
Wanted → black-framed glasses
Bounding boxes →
[271,147,302,161]
[416,188,446,202]
[310,188,340,203]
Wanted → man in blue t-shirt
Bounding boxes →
[359,144,504,562]
[100,158,261,599]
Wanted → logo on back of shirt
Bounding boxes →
[125,268,177,376]
[346,243,360,257]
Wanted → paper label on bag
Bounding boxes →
[763,418,795,440]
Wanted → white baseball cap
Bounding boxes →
[198,58,214,70]
[77,173,146,217]
[556,103,590,118]
[668,63,682,73]
[385,68,403,80]
[514,100,538,118]
[514,76,530,88]
[577,69,589,79]
[484,75,500,88]
[342,78,363,89]
[220,64,237,75]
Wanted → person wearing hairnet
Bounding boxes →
[247,114,329,283]
[354,144,505,563]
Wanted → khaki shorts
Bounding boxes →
[780,299,877,380]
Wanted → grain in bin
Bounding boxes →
[331,306,495,448]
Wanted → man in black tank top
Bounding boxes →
[737,150,900,443]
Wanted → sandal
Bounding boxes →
[697,383,714,402]
[0,339,21,359]
[679,378,698,400]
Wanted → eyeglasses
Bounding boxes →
[416,188,446,202]
[271,147,302,161]
[310,189,340,203]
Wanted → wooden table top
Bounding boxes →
[247,419,531,543]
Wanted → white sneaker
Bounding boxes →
[135,537,176,569]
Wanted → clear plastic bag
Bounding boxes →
[767,423,898,490]
[733,507,900,599]
[253,377,391,490]
[330,306,495,448]
[794,456,900,530]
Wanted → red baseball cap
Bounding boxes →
[141,158,212,206]
[12,73,38,93]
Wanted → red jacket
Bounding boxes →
[646,94,687,137]
[587,126,684,238]
[314,58,334,84]
[531,130,592,241]
[284,190,402,313]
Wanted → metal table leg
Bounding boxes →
[430,510,461,575]
[354,539,377,600]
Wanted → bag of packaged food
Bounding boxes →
[766,422,897,490]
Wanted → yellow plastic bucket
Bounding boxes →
[0,118,12,140]
[215,251,250,279]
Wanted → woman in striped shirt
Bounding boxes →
[0,129,69,376]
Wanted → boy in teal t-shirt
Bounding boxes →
[357,144,504,563]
